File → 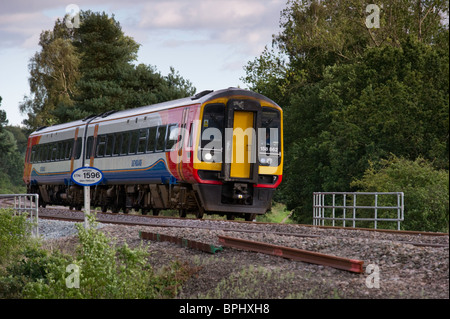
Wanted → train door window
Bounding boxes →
[146,127,157,153]
[199,103,224,162]
[85,136,93,159]
[156,125,167,152]
[105,134,114,157]
[121,132,130,155]
[74,138,82,159]
[166,124,179,150]
[129,130,139,155]
[137,129,148,154]
[188,123,193,148]
[65,140,73,160]
[96,135,107,157]
[259,108,281,166]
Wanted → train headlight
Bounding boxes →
[204,153,212,161]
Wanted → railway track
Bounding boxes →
[37,206,449,248]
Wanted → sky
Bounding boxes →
[0,0,287,126]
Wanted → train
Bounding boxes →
[23,88,283,220]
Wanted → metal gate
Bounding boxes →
[0,194,39,237]
[313,192,404,230]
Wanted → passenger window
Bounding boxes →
[147,127,157,153]
[137,129,148,154]
[199,103,224,162]
[105,134,114,156]
[121,132,130,155]
[156,125,167,151]
[51,143,59,161]
[129,130,139,154]
[166,124,180,150]
[96,135,107,157]
[113,133,122,156]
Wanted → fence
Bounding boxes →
[0,194,39,237]
[313,192,404,230]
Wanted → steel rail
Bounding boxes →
[37,212,448,248]
[218,235,364,273]
[140,231,223,254]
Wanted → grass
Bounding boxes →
[154,202,294,224]
[256,202,294,223]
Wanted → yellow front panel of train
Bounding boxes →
[231,111,254,178]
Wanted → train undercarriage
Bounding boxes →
[29,181,274,221]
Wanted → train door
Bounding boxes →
[230,111,254,179]
[223,99,260,183]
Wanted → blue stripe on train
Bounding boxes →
[30,160,176,185]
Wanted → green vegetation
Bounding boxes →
[244,0,449,231]
[351,157,449,233]
[256,202,293,223]
[0,210,196,298]
[0,97,26,194]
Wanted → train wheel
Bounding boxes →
[226,214,235,220]
[245,214,256,221]
[141,209,149,215]
[179,209,187,218]
[111,206,119,213]
[152,209,160,216]
[195,210,204,219]
[101,205,108,213]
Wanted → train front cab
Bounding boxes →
[192,94,283,219]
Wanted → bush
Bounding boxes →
[351,157,449,232]
[1,211,197,298]
[0,209,33,265]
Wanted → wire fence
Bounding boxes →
[313,192,404,230]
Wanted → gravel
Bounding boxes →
[38,219,105,240]
[36,210,449,299]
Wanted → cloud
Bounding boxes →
[137,0,283,55]
[0,11,54,49]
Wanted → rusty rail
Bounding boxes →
[140,231,223,254]
[218,235,364,273]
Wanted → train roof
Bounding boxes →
[30,88,280,136]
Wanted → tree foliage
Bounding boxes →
[20,11,196,130]
[351,157,449,233]
[0,97,26,193]
[244,0,449,230]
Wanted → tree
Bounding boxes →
[243,0,449,224]
[71,11,195,120]
[0,97,25,193]
[20,11,196,131]
[19,19,80,129]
